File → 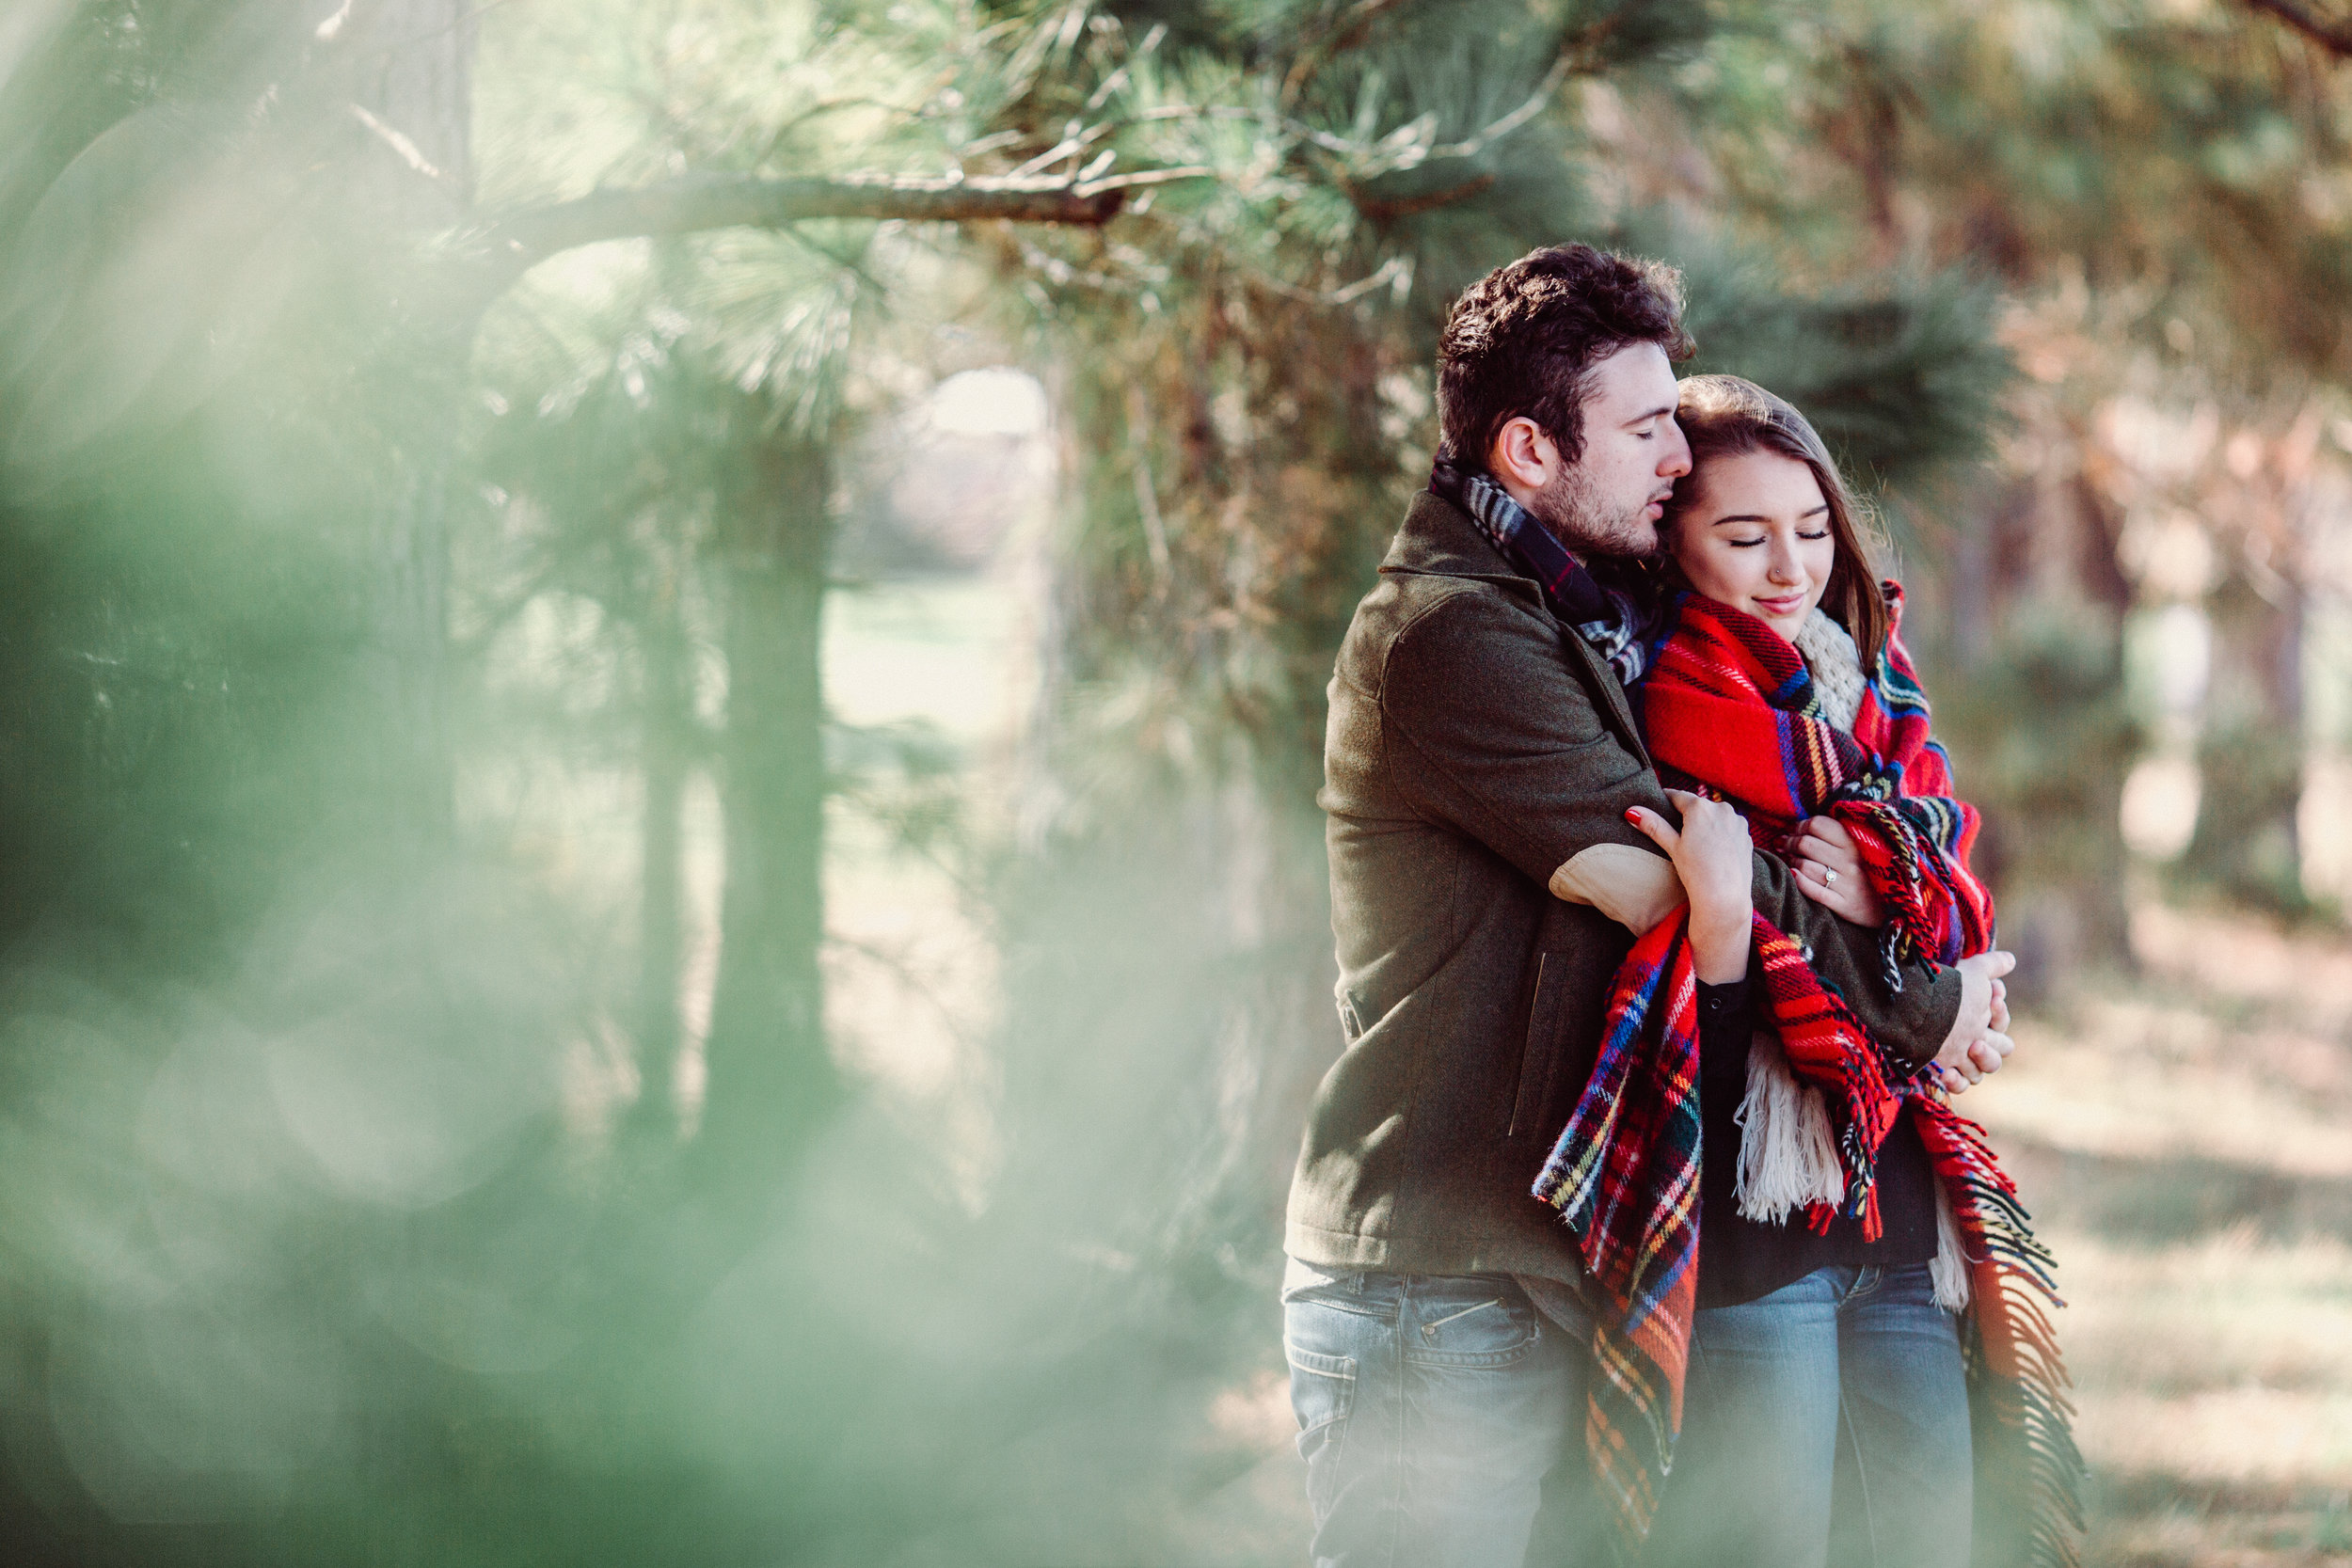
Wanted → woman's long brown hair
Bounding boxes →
[1662,374,1892,670]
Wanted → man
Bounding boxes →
[1279,245,2014,1567]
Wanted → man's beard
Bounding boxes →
[1523,463,1656,559]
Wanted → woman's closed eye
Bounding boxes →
[1727,529,1830,547]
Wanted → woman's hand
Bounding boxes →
[1931,950,2017,1094]
[1792,816,1886,927]
[1627,790,1754,985]
[1934,1030,2014,1095]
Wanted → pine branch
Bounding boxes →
[468,166,1209,283]
[2239,0,2352,57]
[1282,0,1418,108]
[1347,172,1498,222]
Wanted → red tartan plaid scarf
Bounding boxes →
[1533,588,2080,1566]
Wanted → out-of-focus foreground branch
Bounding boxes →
[469,166,1209,290]
[2241,0,2352,56]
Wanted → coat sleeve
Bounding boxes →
[1379,588,1962,1070]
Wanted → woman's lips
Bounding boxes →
[1754,592,1806,616]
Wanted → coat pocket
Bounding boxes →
[1508,953,1566,1138]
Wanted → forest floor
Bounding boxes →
[1988,901,2352,1567]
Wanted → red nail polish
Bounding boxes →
[1625,807,1642,824]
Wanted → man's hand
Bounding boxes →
[1933,950,2017,1094]
[1627,789,1754,985]
[1792,816,1886,927]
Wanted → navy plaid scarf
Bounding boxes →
[1427,456,1655,685]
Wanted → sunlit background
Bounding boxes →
[3,2,2352,1564]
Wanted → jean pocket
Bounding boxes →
[1405,1288,1540,1368]
[1284,1340,1358,1512]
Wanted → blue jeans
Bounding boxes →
[1645,1263,1972,1568]
[1280,1261,1600,1568]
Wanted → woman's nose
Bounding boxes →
[1767,544,1804,583]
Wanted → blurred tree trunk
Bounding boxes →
[1939,460,2137,996]
[628,568,692,1140]
[342,0,478,842]
[1928,473,2035,888]
[697,431,837,1173]
[2062,470,2140,967]
[2179,412,2324,914]
[2183,567,2308,911]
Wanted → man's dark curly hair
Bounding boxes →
[1437,245,1695,467]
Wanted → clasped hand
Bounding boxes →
[1933,952,2014,1096]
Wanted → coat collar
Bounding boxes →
[1383,489,1650,765]
[1380,488,1549,598]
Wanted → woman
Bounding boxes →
[1532,376,2077,1568]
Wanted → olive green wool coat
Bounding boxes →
[1284,489,1963,1289]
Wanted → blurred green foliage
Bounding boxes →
[0,0,2347,1562]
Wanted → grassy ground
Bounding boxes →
[1982,902,2352,1567]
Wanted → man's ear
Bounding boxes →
[1487,416,1557,491]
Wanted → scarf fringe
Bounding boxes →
[1838,1119,1884,1240]
[1923,1108,2084,1568]
[1931,1175,1972,1313]
[1968,1287,2089,1568]
[1734,1031,1847,1221]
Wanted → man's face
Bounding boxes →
[1490,341,1691,558]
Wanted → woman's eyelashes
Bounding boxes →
[1724,529,1829,548]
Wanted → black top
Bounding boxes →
[1692,978,1939,1309]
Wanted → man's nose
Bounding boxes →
[1657,419,1692,479]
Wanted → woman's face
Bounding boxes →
[1667,450,1836,643]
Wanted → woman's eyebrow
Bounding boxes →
[1708,505,1831,525]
